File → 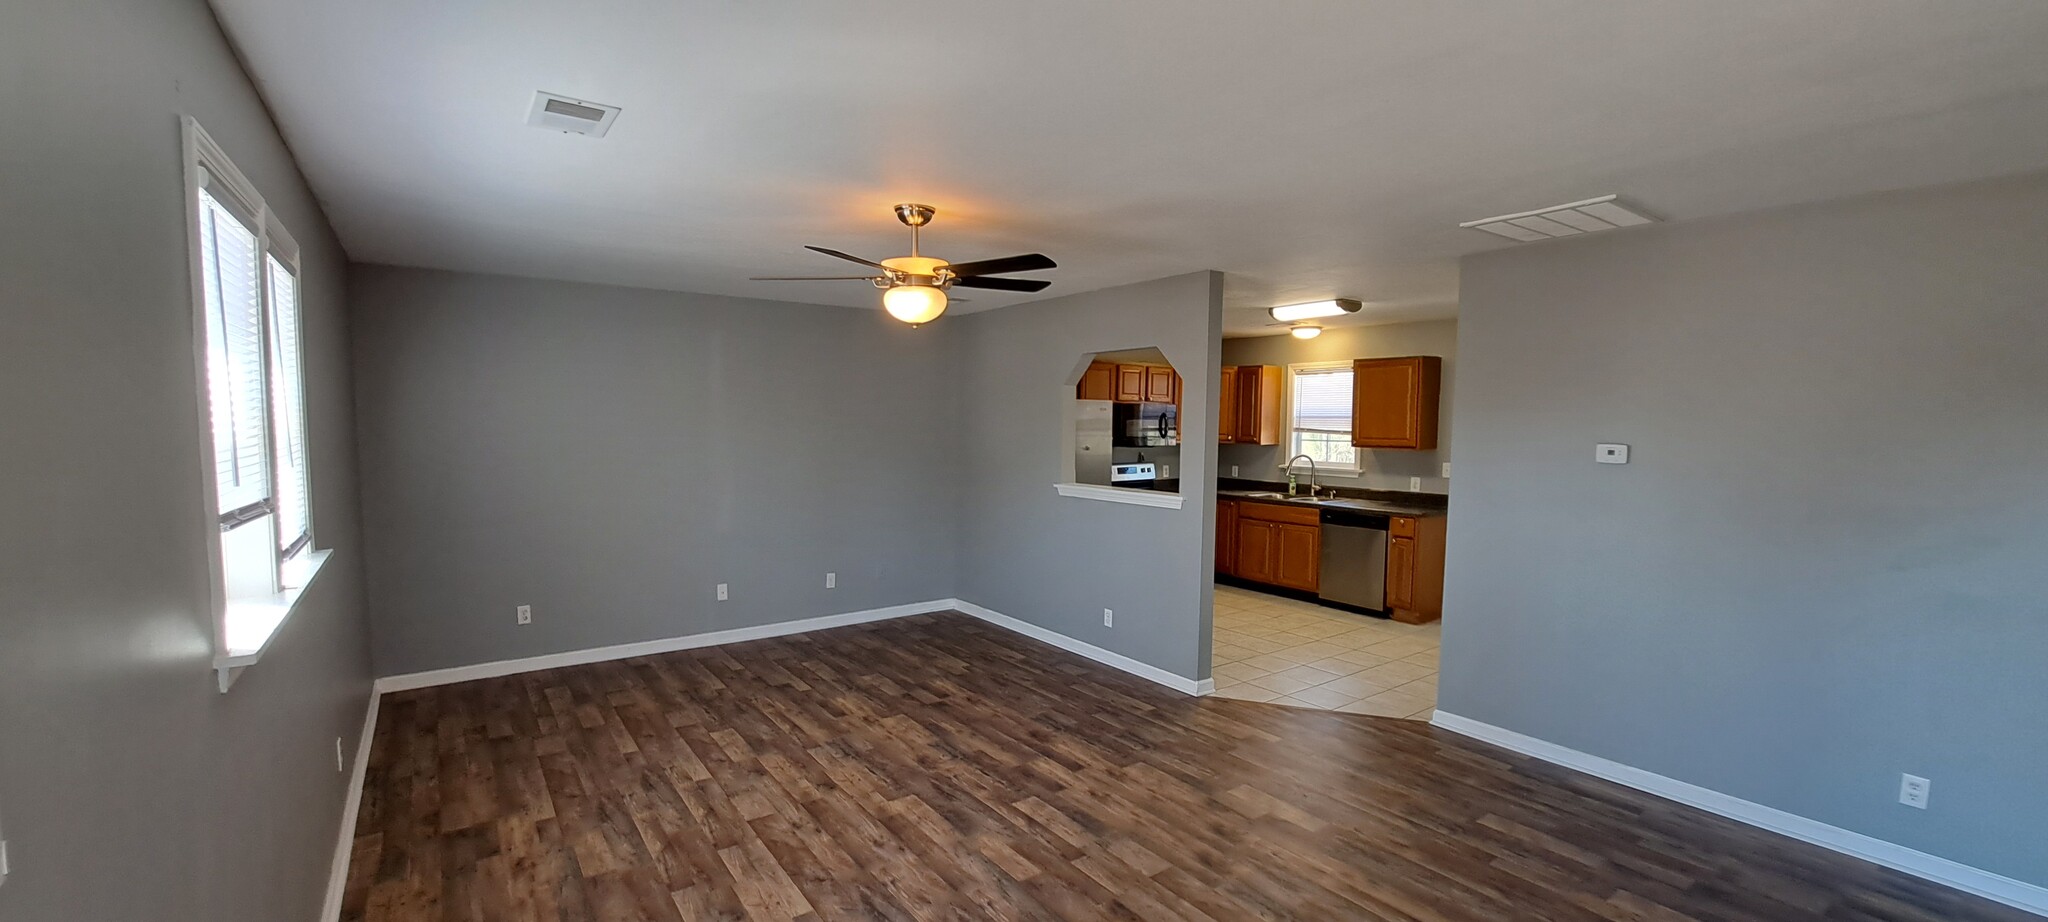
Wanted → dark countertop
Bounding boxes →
[1217,479,1448,517]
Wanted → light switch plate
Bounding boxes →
[1596,443,1630,464]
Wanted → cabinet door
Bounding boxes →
[1235,520,1275,584]
[1144,365,1177,403]
[1236,365,1283,445]
[1217,366,1238,443]
[1352,356,1442,449]
[1114,365,1148,403]
[1274,523,1320,592]
[1216,501,1237,575]
[1077,361,1115,401]
[1386,536,1417,610]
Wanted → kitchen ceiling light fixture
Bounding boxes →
[1460,194,1655,242]
[751,204,1057,326]
[1289,324,1323,339]
[1268,299,1362,323]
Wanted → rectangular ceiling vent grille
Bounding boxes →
[526,91,621,138]
[1460,195,1655,242]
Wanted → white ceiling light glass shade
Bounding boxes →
[1289,324,1323,339]
[883,284,947,324]
[1268,298,1362,322]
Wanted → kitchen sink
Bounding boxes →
[1239,491,1290,499]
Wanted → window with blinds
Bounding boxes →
[188,118,316,623]
[1289,365,1359,470]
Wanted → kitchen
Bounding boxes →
[1208,307,1456,718]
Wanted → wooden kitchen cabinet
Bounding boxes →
[1076,361,1115,400]
[1234,502,1319,591]
[1273,522,1320,592]
[1234,519,1276,583]
[1113,364,1149,402]
[1385,514,1448,623]
[1145,365,1178,403]
[1215,500,1238,575]
[1219,364,1282,445]
[1351,356,1442,450]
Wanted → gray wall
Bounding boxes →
[350,266,960,676]
[1220,320,1456,492]
[1441,172,2048,886]
[0,1,374,920]
[953,273,1224,682]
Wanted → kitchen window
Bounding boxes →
[184,118,329,691]
[1286,363,1359,473]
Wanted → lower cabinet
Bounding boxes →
[1231,502,1320,592]
[1273,523,1320,592]
[1386,535,1416,610]
[1234,519,1277,584]
[1384,515,1447,624]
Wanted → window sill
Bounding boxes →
[214,548,333,692]
[1053,482,1187,509]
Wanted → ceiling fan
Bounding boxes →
[750,203,1056,325]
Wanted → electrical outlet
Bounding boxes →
[1103,608,1114,627]
[825,572,836,589]
[335,737,345,772]
[716,583,729,601]
[1441,462,1451,478]
[1899,774,1930,809]
[1,836,10,887]
[1409,476,1423,491]
[1230,465,1239,477]
[516,604,532,625]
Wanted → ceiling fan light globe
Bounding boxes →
[883,285,947,324]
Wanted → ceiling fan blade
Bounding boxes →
[952,276,1052,292]
[749,275,882,281]
[804,245,889,270]
[945,253,1056,277]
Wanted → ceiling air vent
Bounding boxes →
[1460,195,1655,242]
[526,91,621,138]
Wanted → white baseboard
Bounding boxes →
[320,689,379,921]
[372,600,956,693]
[1429,711,2048,917]
[947,598,1211,697]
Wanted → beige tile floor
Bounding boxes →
[1210,584,1440,719]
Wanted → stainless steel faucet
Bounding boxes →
[1284,454,1320,497]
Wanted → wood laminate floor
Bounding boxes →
[342,612,2028,921]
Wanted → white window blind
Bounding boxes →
[198,188,272,521]
[266,256,311,559]
[1289,366,1358,469]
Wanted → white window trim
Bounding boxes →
[181,117,330,692]
[1280,361,1363,477]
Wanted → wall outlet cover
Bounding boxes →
[1409,476,1423,491]
[1899,773,1930,809]
[1597,443,1630,464]
[825,572,836,589]
[1441,462,1451,478]
[1230,465,1239,477]
[716,583,729,601]
[516,604,532,625]
[1103,608,1113,627]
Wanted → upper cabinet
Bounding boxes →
[1077,361,1115,401]
[1351,356,1441,450]
[1220,365,1282,445]
[1144,365,1177,404]
[1078,361,1182,406]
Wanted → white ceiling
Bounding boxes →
[210,1,2048,335]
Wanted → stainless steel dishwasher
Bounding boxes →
[1318,507,1390,612]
